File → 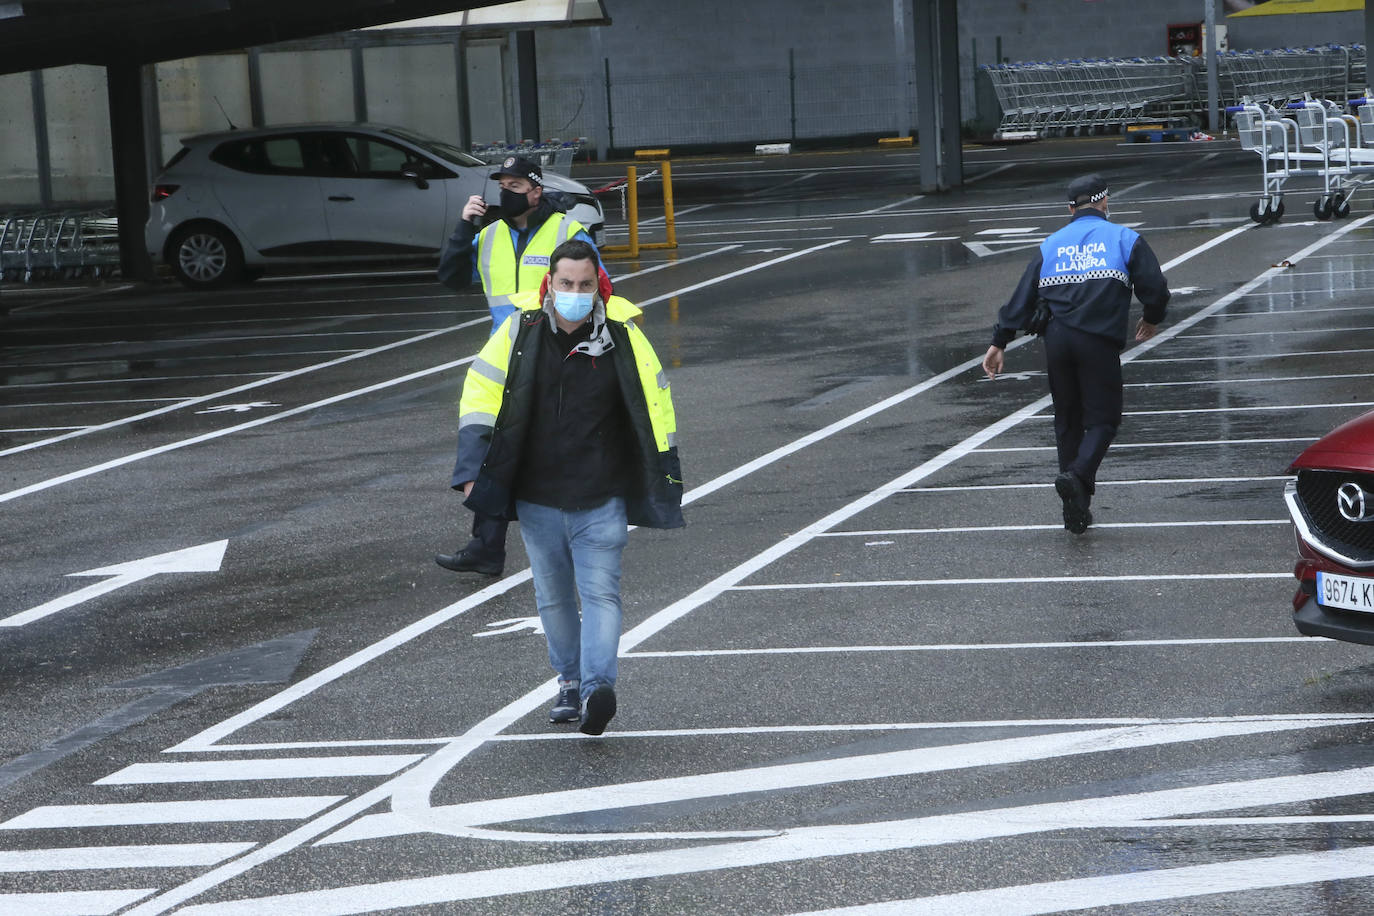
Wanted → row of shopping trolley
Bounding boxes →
[1233,94,1374,225]
[983,57,1196,135]
[983,44,1365,137]
[468,140,585,175]
[0,210,121,284]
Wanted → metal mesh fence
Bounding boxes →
[793,61,910,139]
[539,60,917,151]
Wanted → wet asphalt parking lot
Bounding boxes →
[5,137,1374,914]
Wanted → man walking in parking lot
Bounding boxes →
[981,173,1170,533]
[452,239,682,734]
[435,155,604,577]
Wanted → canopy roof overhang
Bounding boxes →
[1229,0,1364,16]
[0,0,595,76]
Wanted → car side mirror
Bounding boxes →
[400,166,429,190]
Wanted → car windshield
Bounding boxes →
[381,127,486,168]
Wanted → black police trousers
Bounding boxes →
[463,511,509,562]
[1042,321,1123,493]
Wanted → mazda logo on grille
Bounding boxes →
[1338,482,1372,522]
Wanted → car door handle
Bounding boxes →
[328,195,355,202]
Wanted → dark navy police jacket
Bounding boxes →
[991,210,1170,350]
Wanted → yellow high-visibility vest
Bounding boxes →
[476,213,585,313]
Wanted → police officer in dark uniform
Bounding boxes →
[981,173,1170,533]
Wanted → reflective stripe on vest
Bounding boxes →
[476,213,583,312]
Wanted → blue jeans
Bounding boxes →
[515,497,628,702]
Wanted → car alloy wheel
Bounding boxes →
[169,224,243,289]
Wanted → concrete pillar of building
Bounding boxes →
[913,0,963,191]
[106,62,154,281]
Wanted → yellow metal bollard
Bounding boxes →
[602,160,677,258]
[640,160,676,251]
[626,165,639,257]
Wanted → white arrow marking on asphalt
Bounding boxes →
[474,617,544,638]
[963,238,1045,258]
[195,402,280,414]
[0,540,228,628]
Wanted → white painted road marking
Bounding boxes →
[0,843,255,872]
[0,797,345,830]
[323,717,1362,845]
[789,847,1374,915]
[859,193,925,214]
[0,540,228,628]
[117,214,1364,916]
[729,572,1292,591]
[0,889,156,915]
[624,637,1318,657]
[193,401,281,414]
[94,755,424,785]
[819,519,1288,535]
[175,760,1374,913]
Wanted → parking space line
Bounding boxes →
[1,398,192,409]
[3,310,463,335]
[1,426,86,433]
[904,476,1290,492]
[608,245,738,280]
[974,437,1316,452]
[1203,303,1374,317]
[820,520,1288,535]
[1124,374,1374,388]
[188,713,1374,752]
[1134,346,1374,363]
[0,373,278,390]
[1110,401,1374,418]
[793,846,1374,916]
[1178,325,1374,340]
[0,321,485,460]
[9,351,365,372]
[859,194,926,215]
[5,329,452,352]
[489,713,1372,741]
[730,573,1291,591]
[625,637,1315,657]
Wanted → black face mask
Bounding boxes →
[500,187,532,219]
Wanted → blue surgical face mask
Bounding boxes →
[552,289,595,322]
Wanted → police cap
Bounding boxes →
[489,155,543,186]
[1067,173,1109,206]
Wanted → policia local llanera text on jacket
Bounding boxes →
[991,209,1170,349]
[453,290,684,530]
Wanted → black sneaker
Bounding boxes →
[578,685,617,736]
[434,549,503,577]
[549,686,580,724]
[1055,472,1092,534]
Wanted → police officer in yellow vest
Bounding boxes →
[453,239,683,734]
[436,155,604,576]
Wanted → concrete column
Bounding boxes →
[937,0,962,186]
[516,29,540,144]
[106,62,154,281]
[913,0,962,190]
[893,0,914,138]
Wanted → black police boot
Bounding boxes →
[1055,471,1092,535]
[434,543,503,576]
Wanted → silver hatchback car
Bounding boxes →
[145,123,605,289]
